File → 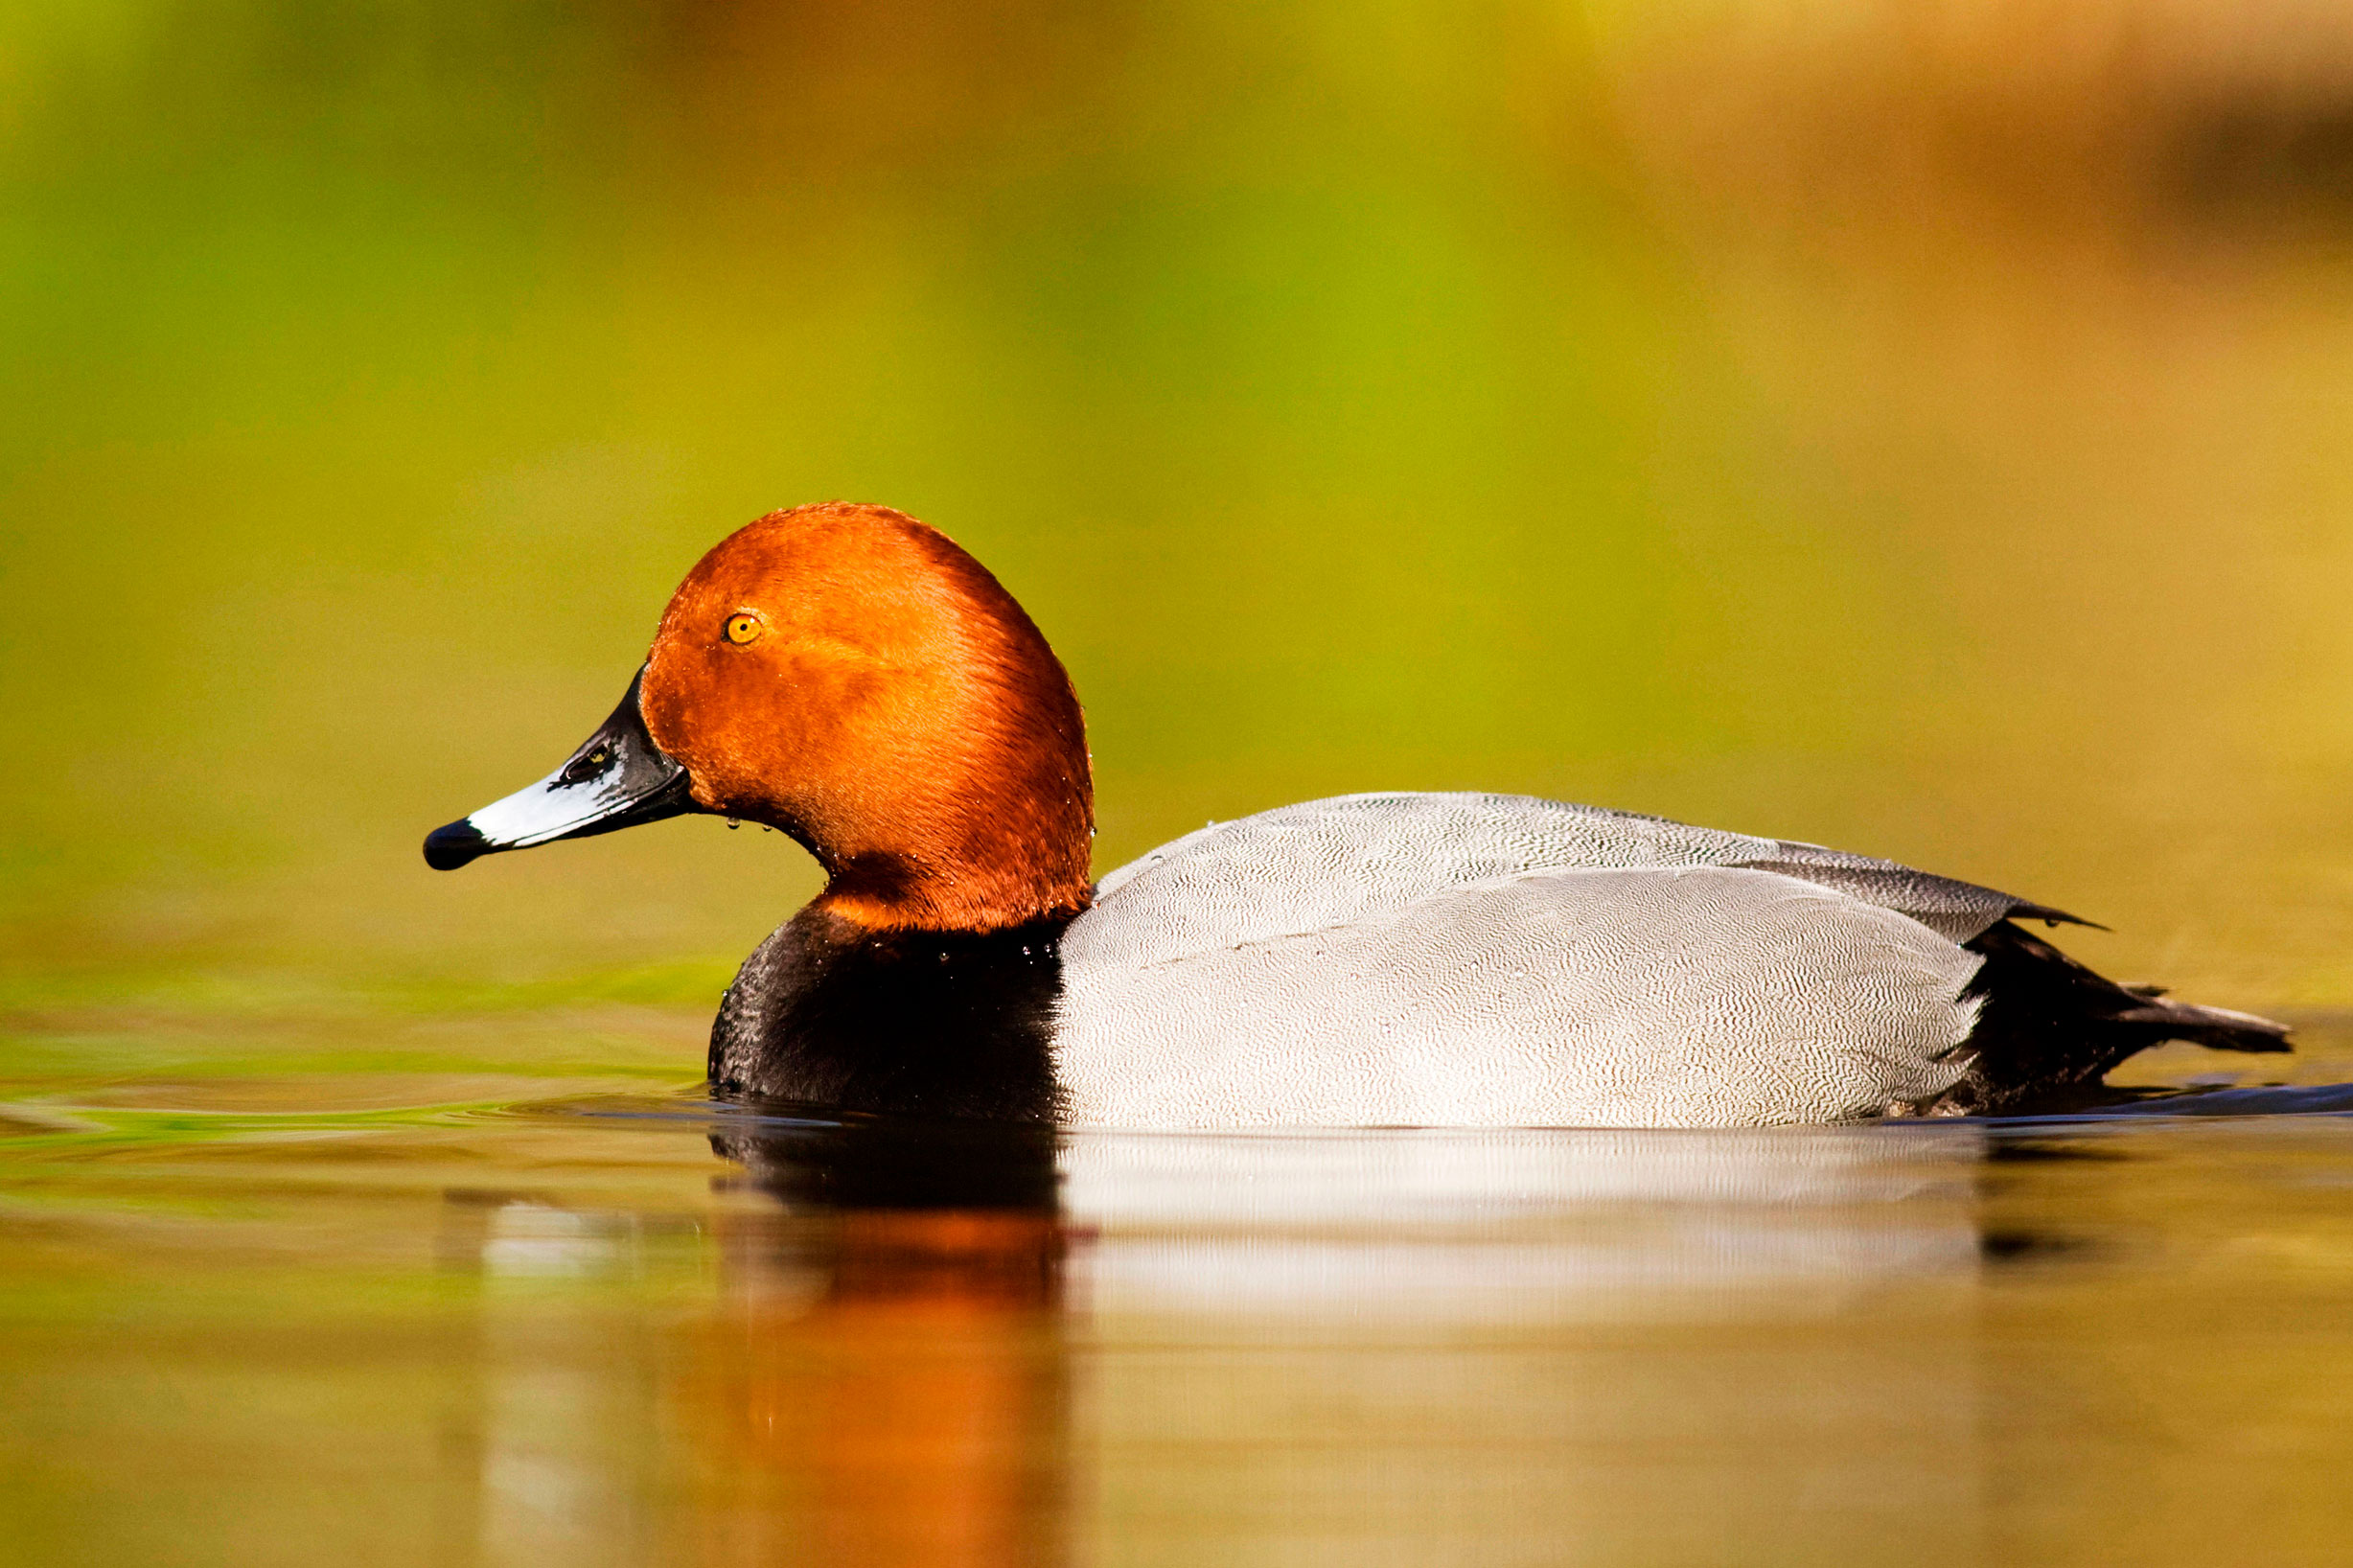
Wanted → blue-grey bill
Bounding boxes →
[423,665,695,870]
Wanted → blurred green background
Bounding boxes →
[6,0,2353,1086]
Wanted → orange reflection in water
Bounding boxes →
[671,1142,1067,1568]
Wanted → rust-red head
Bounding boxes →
[425,503,1095,932]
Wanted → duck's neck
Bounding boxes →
[792,726,1096,934]
[812,838,1093,934]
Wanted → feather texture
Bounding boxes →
[1056,795,2006,1127]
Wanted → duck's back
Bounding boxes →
[1051,793,2054,1128]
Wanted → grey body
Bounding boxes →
[1051,793,2061,1128]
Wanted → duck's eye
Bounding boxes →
[724,613,762,645]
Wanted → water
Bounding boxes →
[7,1025,2353,1567]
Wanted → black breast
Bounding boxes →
[707,908,1072,1120]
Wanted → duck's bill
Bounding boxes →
[423,666,696,871]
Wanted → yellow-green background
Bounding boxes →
[7,0,2353,1085]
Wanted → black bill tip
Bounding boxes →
[424,819,493,870]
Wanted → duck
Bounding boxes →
[424,502,2289,1127]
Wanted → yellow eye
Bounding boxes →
[724,612,762,645]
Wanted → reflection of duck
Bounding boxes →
[1060,1126,1988,1324]
[425,503,2287,1126]
[686,1117,1066,1568]
[687,1117,2013,1564]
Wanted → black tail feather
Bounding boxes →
[2109,997,2291,1052]
[1933,921,2292,1116]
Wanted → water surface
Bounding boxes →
[6,1025,2352,1566]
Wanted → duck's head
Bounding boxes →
[424,503,1094,931]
